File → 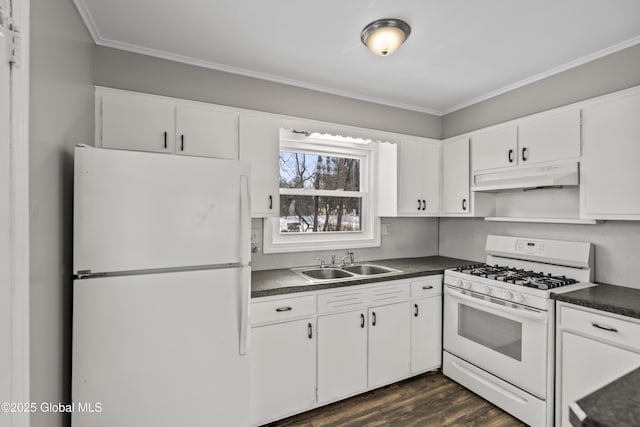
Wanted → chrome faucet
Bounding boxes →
[330,253,336,266]
[341,250,355,266]
[314,257,327,268]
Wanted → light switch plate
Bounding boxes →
[381,223,391,235]
[251,228,260,244]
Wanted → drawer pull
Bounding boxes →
[275,307,292,312]
[422,285,434,290]
[592,322,618,333]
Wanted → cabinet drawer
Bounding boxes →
[560,305,640,351]
[318,289,368,314]
[369,282,410,306]
[252,295,316,325]
[410,276,442,298]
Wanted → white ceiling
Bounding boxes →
[74,0,640,115]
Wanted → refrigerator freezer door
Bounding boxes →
[74,147,250,274]
[72,268,250,427]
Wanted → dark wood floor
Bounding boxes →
[266,371,527,427]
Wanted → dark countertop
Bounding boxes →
[570,367,640,427]
[552,284,640,320]
[251,256,475,298]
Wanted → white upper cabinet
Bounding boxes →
[175,105,238,159]
[518,109,581,165]
[442,137,470,214]
[397,137,440,216]
[98,89,239,160]
[470,109,580,172]
[471,126,518,172]
[102,94,176,154]
[238,114,281,217]
[582,91,640,219]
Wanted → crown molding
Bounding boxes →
[441,35,640,115]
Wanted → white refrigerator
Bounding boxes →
[72,146,251,427]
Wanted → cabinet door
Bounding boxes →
[317,310,368,404]
[518,109,580,165]
[411,297,442,374]
[471,126,517,171]
[559,331,640,427]
[397,138,425,215]
[442,137,470,214]
[175,105,238,159]
[422,142,441,214]
[239,114,281,217]
[582,93,640,218]
[250,318,316,425]
[368,302,410,388]
[101,94,175,153]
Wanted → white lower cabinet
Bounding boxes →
[250,318,316,426]
[368,302,411,388]
[317,310,368,403]
[250,276,443,425]
[411,296,442,374]
[556,303,640,427]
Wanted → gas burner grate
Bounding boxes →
[453,264,578,290]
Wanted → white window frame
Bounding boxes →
[263,132,380,254]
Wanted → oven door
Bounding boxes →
[443,285,548,398]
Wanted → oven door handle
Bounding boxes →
[445,287,547,323]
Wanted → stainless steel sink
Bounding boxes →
[299,268,354,280]
[290,263,402,283]
[342,264,395,275]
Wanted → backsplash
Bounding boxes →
[439,218,640,289]
[251,217,439,271]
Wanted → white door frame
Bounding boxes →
[7,0,30,426]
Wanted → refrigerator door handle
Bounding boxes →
[239,175,251,356]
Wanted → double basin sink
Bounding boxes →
[291,263,403,283]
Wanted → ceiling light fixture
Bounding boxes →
[360,18,411,57]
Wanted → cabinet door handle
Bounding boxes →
[414,303,419,317]
[275,306,292,312]
[360,313,365,328]
[422,285,434,290]
[522,147,528,161]
[372,312,376,326]
[268,195,273,210]
[422,200,426,211]
[508,149,514,163]
[592,322,618,333]
[462,198,467,211]
[417,199,421,211]
[180,134,184,151]
[307,322,313,339]
[163,131,167,149]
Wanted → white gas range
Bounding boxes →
[442,235,595,427]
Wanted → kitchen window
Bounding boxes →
[263,130,380,253]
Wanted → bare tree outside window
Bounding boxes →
[279,151,362,233]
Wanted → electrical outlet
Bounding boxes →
[381,223,391,236]
[251,228,260,244]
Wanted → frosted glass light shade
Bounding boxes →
[361,19,411,56]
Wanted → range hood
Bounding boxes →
[472,162,579,192]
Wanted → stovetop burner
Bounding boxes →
[453,263,578,290]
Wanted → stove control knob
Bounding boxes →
[483,286,492,294]
[513,293,525,303]
[455,279,463,287]
[462,281,472,290]
[501,291,513,300]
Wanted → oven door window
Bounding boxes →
[458,304,522,361]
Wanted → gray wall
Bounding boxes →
[29,0,94,426]
[439,44,640,289]
[251,217,439,271]
[442,44,640,138]
[93,46,442,139]
[439,218,640,289]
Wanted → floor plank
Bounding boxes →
[266,371,528,427]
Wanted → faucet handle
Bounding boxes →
[330,253,336,265]
[314,257,326,268]
[347,250,355,264]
